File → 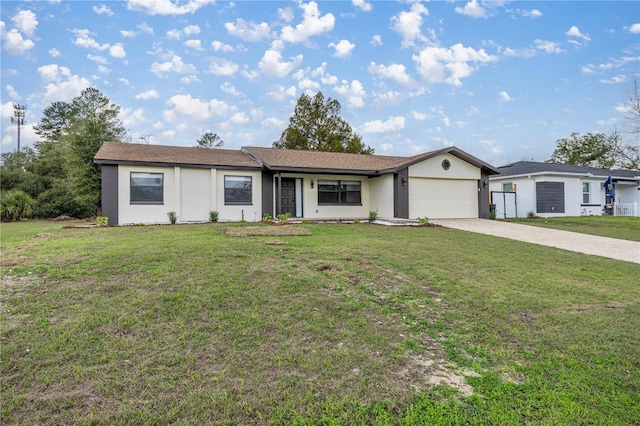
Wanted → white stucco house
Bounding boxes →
[93,142,500,225]
[489,161,640,218]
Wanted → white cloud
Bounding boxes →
[409,110,429,121]
[49,48,61,57]
[629,23,640,34]
[97,65,110,74]
[281,1,335,44]
[352,0,372,12]
[370,35,382,46]
[138,22,154,34]
[209,58,239,76]
[135,89,160,100]
[120,30,137,38]
[166,29,182,40]
[184,25,200,36]
[333,79,366,108]
[225,19,272,42]
[180,75,200,84]
[93,4,114,16]
[566,25,590,41]
[328,39,355,58]
[150,54,197,76]
[360,116,405,134]
[163,94,229,124]
[599,75,627,84]
[298,77,321,91]
[6,84,19,100]
[109,43,127,58]
[413,43,497,86]
[127,0,215,15]
[12,10,38,38]
[184,39,204,51]
[2,29,35,55]
[391,2,429,48]
[71,28,108,50]
[278,7,294,22]
[212,40,234,52]
[368,62,415,87]
[37,64,91,104]
[118,77,130,85]
[87,54,108,64]
[221,82,242,96]
[262,117,285,128]
[566,26,591,43]
[268,85,297,101]
[455,0,487,19]
[258,46,303,77]
[519,9,542,18]
[534,39,564,54]
[230,112,250,125]
[499,91,512,102]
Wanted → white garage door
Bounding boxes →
[409,178,478,219]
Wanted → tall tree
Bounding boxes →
[548,132,616,169]
[273,92,373,154]
[65,88,127,209]
[624,79,640,136]
[548,131,639,170]
[195,132,224,148]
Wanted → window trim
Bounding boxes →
[130,172,164,205]
[582,182,590,204]
[224,175,253,205]
[317,179,362,206]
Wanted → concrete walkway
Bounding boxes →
[430,219,640,264]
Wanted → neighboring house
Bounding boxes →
[489,161,640,218]
[93,142,500,225]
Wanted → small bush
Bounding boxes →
[96,216,109,227]
[167,211,177,224]
[354,219,360,224]
[417,217,429,226]
[262,212,273,222]
[209,210,219,222]
[0,189,34,221]
[527,211,539,219]
[368,209,379,222]
[277,212,291,224]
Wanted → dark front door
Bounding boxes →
[278,178,296,216]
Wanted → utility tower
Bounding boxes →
[11,103,27,152]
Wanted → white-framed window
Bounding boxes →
[318,180,361,205]
[130,172,163,204]
[582,182,590,204]
[502,182,513,192]
[224,175,252,205]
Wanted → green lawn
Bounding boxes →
[1,221,639,425]
[501,216,640,241]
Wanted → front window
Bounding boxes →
[224,176,252,205]
[502,182,513,192]
[131,172,163,204]
[582,182,590,204]
[318,180,361,205]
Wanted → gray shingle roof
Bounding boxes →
[94,142,500,175]
[94,142,262,169]
[494,161,640,179]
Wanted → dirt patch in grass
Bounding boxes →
[225,225,312,237]
[571,301,624,312]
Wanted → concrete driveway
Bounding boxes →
[430,219,640,264]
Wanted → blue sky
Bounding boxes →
[1,0,638,166]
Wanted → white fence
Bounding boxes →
[614,202,640,217]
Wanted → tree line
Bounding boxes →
[1,85,638,221]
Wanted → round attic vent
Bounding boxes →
[442,159,451,170]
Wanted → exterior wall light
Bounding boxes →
[310,180,314,188]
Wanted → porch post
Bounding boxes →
[276,172,282,215]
